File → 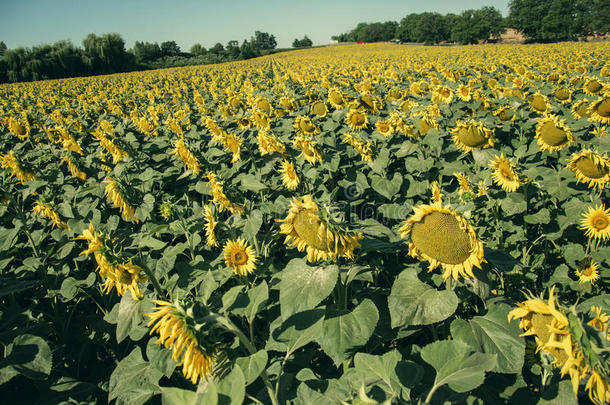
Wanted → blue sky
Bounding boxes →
[1,0,509,51]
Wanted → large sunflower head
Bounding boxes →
[293,135,322,165]
[278,195,363,263]
[583,77,604,96]
[490,153,521,192]
[8,115,30,140]
[535,115,573,153]
[398,202,485,280]
[553,87,572,104]
[279,160,299,190]
[358,93,382,113]
[310,100,328,118]
[375,120,393,136]
[294,116,320,136]
[567,149,610,190]
[494,106,516,122]
[328,87,346,109]
[223,238,257,276]
[589,96,610,124]
[451,121,495,153]
[571,99,591,119]
[345,109,369,131]
[580,204,610,243]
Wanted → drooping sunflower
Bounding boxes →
[310,100,328,118]
[571,99,591,119]
[457,84,471,102]
[173,137,201,174]
[451,121,495,153]
[145,301,216,384]
[358,93,382,114]
[398,202,485,280]
[206,171,244,215]
[431,181,443,203]
[589,95,610,124]
[0,150,36,184]
[223,238,257,276]
[8,114,30,140]
[293,135,322,165]
[432,85,453,104]
[279,160,299,190]
[417,114,439,136]
[580,204,610,243]
[567,149,610,190]
[528,92,551,114]
[490,153,521,192]
[102,260,148,299]
[328,87,347,109]
[375,120,393,136]
[494,106,516,122]
[342,133,373,162]
[104,177,139,223]
[583,77,604,96]
[203,205,218,247]
[535,115,573,153]
[345,109,368,131]
[553,87,572,104]
[278,195,363,263]
[236,116,251,131]
[32,202,68,229]
[257,131,286,155]
[254,96,272,112]
[507,286,585,397]
[294,116,319,136]
[453,172,474,194]
[576,258,600,284]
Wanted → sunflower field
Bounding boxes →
[0,42,609,405]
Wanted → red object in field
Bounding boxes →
[357,42,365,44]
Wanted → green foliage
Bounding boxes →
[292,36,313,48]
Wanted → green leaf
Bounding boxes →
[109,347,162,405]
[243,210,263,244]
[537,379,578,405]
[524,208,551,224]
[245,280,268,323]
[239,174,267,192]
[388,269,458,328]
[353,350,423,399]
[138,236,167,250]
[420,340,496,395]
[450,303,525,373]
[279,259,338,320]
[161,387,198,405]
[0,334,52,384]
[117,294,150,343]
[270,309,325,354]
[216,365,245,405]
[370,173,402,200]
[317,299,379,366]
[235,350,268,385]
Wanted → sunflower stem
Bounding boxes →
[211,314,280,405]
[138,254,165,298]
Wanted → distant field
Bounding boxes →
[1,42,609,404]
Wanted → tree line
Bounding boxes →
[333,0,609,45]
[0,30,315,84]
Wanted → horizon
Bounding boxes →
[1,0,509,51]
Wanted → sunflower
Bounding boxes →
[102,260,147,300]
[571,99,591,119]
[206,171,244,215]
[457,84,471,102]
[203,205,218,247]
[173,137,200,174]
[432,85,453,104]
[417,114,438,136]
[294,116,319,136]
[575,258,600,284]
[279,160,299,190]
[431,181,443,203]
[145,301,216,384]
[490,153,521,192]
[257,131,286,155]
[583,77,604,96]
[588,306,609,332]
[567,149,610,190]
[535,115,573,153]
[251,109,271,131]
[0,150,36,184]
[585,370,610,405]
[159,202,173,220]
[358,93,382,113]
[310,100,328,117]
[293,135,322,165]
[451,121,495,153]
[553,87,572,104]
[589,96,610,124]
[494,106,516,122]
[453,172,473,194]
[375,120,393,136]
[236,116,251,131]
[8,114,30,140]
[278,195,363,263]
[328,87,347,109]
[223,133,242,163]
[104,177,139,223]
[32,202,68,229]
[398,202,485,280]
[580,204,610,243]
[223,238,257,276]
[279,97,297,112]
[528,92,551,114]
[507,286,585,396]
[254,96,272,112]
[342,133,373,162]
[345,109,368,131]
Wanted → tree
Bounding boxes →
[414,12,449,44]
[133,41,161,62]
[160,41,181,56]
[452,7,504,44]
[0,41,7,56]
[226,40,240,59]
[397,14,421,42]
[209,42,225,55]
[190,43,206,56]
[83,33,132,74]
[240,39,260,59]
[292,36,313,48]
[254,31,277,50]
